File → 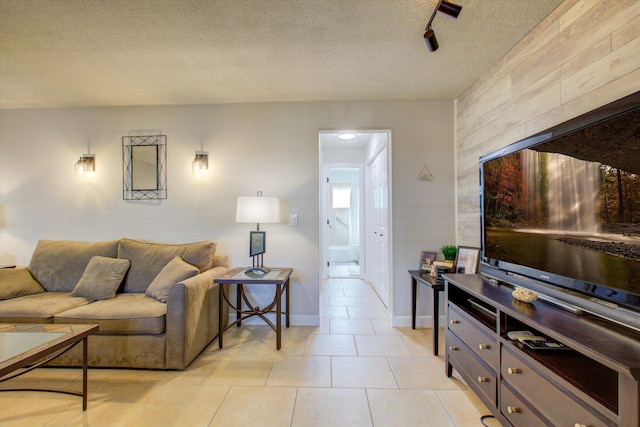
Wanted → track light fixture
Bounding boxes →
[437,0,462,18]
[423,0,462,52]
[424,27,438,52]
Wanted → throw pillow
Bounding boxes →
[146,256,199,303]
[0,268,45,300]
[71,256,131,300]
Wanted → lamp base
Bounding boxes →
[244,267,271,278]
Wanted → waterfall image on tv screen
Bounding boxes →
[482,107,640,300]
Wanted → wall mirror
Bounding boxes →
[122,135,167,200]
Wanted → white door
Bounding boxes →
[366,147,389,307]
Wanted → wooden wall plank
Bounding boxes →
[455,0,640,248]
[612,15,640,49]
[562,37,640,103]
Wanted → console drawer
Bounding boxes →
[448,304,497,369]
[447,331,496,407]
[501,345,614,427]
[500,381,549,427]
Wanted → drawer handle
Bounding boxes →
[450,320,459,324]
[507,367,521,375]
[477,376,490,383]
[478,344,491,350]
[449,346,458,351]
[507,406,521,414]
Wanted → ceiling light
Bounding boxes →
[338,132,357,140]
[423,0,462,53]
[438,0,462,19]
[424,27,439,52]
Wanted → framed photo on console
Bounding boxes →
[249,231,266,257]
[420,250,437,271]
[454,246,480,274]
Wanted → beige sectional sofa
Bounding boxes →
[0,238,228,370]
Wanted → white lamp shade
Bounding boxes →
[236,196,280,224]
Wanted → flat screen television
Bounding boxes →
[479,92,640,331]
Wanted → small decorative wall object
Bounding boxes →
[418,164,433,181]
[122,135,167,200]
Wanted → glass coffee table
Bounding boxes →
[0,323,99,410]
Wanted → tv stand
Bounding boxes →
[444,274,640,427]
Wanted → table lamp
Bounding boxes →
[236,191,280,277]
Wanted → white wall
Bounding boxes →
[0,100,455,325]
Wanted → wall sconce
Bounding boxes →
[424,0,462,52]
[192,151,208,174]
[75,154,95,175]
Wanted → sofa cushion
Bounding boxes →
[71,256,131,300]
[55,293,166,334]
[146,256,199,303]
[118,238,216,293]
[28,240,120,292]
[0,292,92,323]
[0,268,45,300]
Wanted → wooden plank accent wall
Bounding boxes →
[455,0,640,247]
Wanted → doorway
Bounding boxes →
[326,166,362,278]
[319,131,392,308]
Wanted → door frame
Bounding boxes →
[318,130,393,313]
[321,163,365,279]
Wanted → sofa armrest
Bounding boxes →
[212,254,229,268]
[0,267,45,300]
[164,266,228,369]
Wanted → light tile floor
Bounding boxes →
[0,278,500,426]
[328,262,360,278]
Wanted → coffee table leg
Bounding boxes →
[82,337,88,411]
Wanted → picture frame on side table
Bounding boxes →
[420,250,437,272]
[454,246,481,274]
[249,231,266,257]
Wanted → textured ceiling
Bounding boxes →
[0,0,563,109]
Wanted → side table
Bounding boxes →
[215,267,292,350]
[408,270,444,355]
